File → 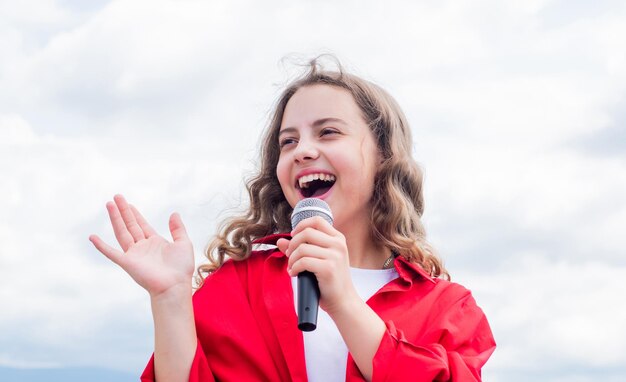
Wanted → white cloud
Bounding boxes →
[0,114,37,145]
[461,255,626,380]
[424,143,626,263]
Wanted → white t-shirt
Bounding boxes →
[291,267,399,382]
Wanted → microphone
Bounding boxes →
[291,198,333,332]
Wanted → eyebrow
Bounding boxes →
[278,118,348,136]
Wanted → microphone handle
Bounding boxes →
[297,270,320,331]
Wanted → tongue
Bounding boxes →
[310,184,332,197]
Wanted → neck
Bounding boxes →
[336,218,391,270]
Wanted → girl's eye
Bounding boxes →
[279,138,297,148]
[320,128,339,136]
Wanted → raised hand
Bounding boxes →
[89,194,195,298]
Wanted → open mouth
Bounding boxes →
[296,173,336,198]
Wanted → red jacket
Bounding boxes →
[141,234,495,381]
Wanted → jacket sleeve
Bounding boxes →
[140,341,215,382]
[369,292,496,382]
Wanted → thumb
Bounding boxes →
[169,212,189,242]
[276,238,290,255]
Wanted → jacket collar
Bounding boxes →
[252,233,291,246]
[394,255,436,284]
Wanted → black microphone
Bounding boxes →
[291,198,333,332]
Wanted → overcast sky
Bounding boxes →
[1,0,626,381]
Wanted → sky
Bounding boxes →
[1,0,625,381]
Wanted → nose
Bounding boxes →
[293,137,319,163]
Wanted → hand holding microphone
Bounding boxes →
[277,198,352,332]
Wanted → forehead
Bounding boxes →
[280,84,363,129]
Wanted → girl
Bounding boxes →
[90,57,495,382]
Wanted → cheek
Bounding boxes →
[275,158,293,199]
[351,147,380,194]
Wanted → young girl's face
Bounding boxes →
[276,84,381,231]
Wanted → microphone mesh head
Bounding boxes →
[291,198,333,230]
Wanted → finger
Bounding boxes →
[106,201,135,252]
[288,243,328,270]
[276,238,290,255]
[89,234,125,266]
[169,212,190,243]
[114,194,146,243]
[292,216,337,236]
[288,227,334,253]
[288,256,325,277]
[130,204,158,238]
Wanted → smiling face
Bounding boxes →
[276,84,381,231]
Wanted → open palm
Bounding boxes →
[89,194,195,297]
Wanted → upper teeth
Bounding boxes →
[298,173,336,188]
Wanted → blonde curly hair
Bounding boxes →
[197,56,448,285]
